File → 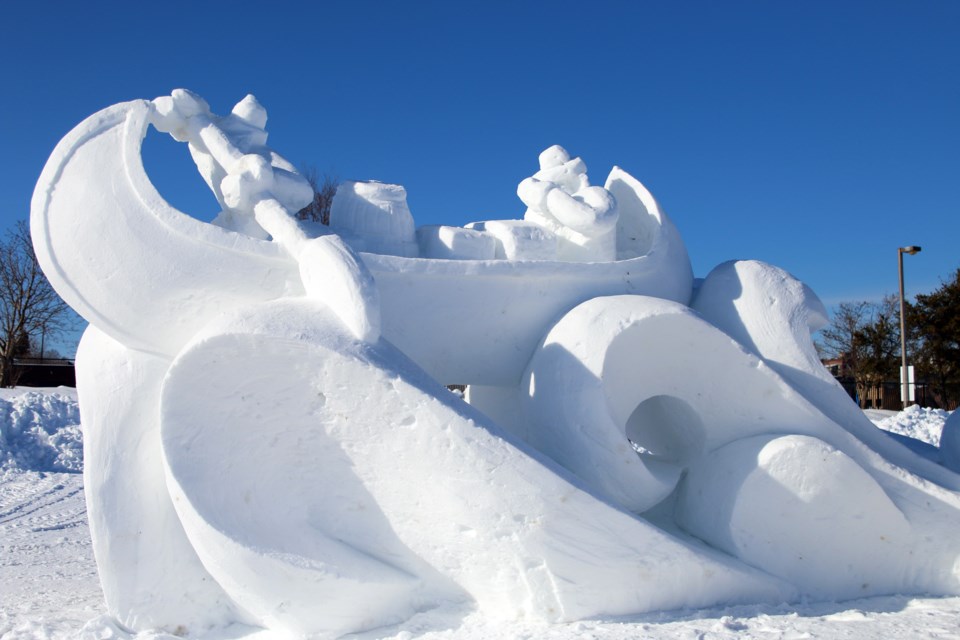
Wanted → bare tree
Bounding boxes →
[819,296,902,406]
[818,300,870,364]
[0,221,73,386]
[853,294,902,394]
[296,168,338,225]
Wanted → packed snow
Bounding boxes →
[0,388,81,476]
[867,405,951,447]
[25,90,960,638]
[2,389,959,639]
[865,406,952,465]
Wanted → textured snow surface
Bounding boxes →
[0,471,102,640]
[0,388,81,475]
[0,389,100,639]
[3,390,960,640]
[868,405,951,447]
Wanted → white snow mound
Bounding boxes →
[0,389,81,474]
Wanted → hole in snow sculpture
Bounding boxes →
[141,125,222,223]
[29,89,960,639]
[625,395,705,465]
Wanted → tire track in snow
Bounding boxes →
[0,475,87,556]
[0,476,84,525]
[0,470,104,639]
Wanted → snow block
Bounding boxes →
[416,224,498,260]
[465,220,558,261]
[330,180,418,257]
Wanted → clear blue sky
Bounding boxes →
[1,1,957,355]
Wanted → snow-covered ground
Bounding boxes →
[2,388,960,640]
[0,388,102,640]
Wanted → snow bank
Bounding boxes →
[874,404,951,447]
[0,388,81,474]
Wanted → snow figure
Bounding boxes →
[518,144,618,262]
[31,90,960,639]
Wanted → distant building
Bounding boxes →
[821,355,852,379]
[13,358,76,387]
[820,352,930,410]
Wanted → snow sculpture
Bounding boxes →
[417,224,497,260]
[676,433,915,599]
[31,90,960,639]
[330,180,419,257]
[464,220,558,261]
[518,144,618,262]
[940,411,960,472]
[153,91,313,241]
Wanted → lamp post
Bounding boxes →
[898,245,921,409]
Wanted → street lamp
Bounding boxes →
[898,245,921,409]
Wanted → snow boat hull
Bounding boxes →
[32,99,692,383]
